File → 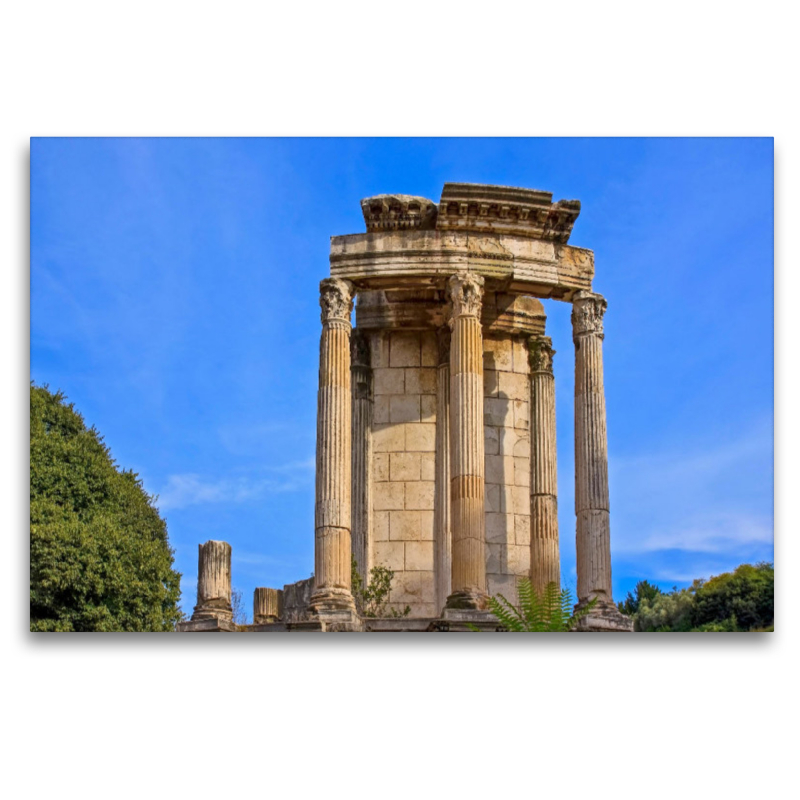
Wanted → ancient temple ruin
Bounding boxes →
[178,182,633,632]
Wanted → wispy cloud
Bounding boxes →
[610,417,773,566]
[620,511,773,555]
[156,459,314,511]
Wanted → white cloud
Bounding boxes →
[609,418,773,559]
[616,511,773,555]
[155,460,314,511]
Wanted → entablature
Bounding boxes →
[329,229,594,301]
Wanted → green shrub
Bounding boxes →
[351,556,410,617]
[30,383,182,631]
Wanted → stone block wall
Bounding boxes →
[483,333,531,605]
[370,329,439,617]
[364,327,533,616]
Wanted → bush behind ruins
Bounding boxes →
[30,383,182,632]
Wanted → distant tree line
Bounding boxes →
[618,562,774,632]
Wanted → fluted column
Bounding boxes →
[309,278,358,616]
[253,587,282,624]
[434,325,452,613]
[446,273,488,610]
[528,335,560,594]
[191,540,233,622]
[350,328,373,581]
[572,291,613,605]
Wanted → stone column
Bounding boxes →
[253,588,282,624]
[350,328,373,581]
[191,540,233,622]
[446,273,488,610]
[571,292,632,631]
[308,278,358,620]
[528,335,560,594]
[434,325,452,613]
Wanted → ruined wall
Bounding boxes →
[281,576,315,623]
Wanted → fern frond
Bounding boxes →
[488,593,527,631]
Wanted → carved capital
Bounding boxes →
[448,273,484,319]
[320,278,354,325]
[528,336,555,374]
[436,326,451,366]
[571,291,607,339]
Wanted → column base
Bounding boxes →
[177,617,237,632]
[190,602,233,624]
[444,590,489,611]
[429,609,502,631]
[573,599,634,632]
[307,589,362,631]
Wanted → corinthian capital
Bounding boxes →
[528,336,555,374]
[320,278,354,325]
[449,273,484,319]
[571,291,607,339]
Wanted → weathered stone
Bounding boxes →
[253,587,282,624]
[190,540,233,623]
[361,194,438,233]
[446,273,488,611]
[528,335,560,594]
[308,278,358,621]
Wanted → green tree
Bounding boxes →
[635,585,697,632]
[690,562,773,631]
[627,563,774,632]
[617,580,662,616]
[485,578,597,632]
[30,383,182,631]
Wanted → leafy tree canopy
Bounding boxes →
[627,562,774,632]
[617,579,662,617]
[30,383,182,631]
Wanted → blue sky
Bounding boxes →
[30,137,773,618]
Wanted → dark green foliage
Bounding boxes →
[690,562,773,631]
[351,556,410,618]
[617,580,662,616]
[634,586,696,632]
[628,562,774,632]
[30,383,182,631]
[485,578,596,632]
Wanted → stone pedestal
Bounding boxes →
[445,273,488,610]
[308,278,359,624]
[177,617,237,633]
[573,601,634,632]
[528,335,560,594]
[429,608,503,632]
[572,291,632,632]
